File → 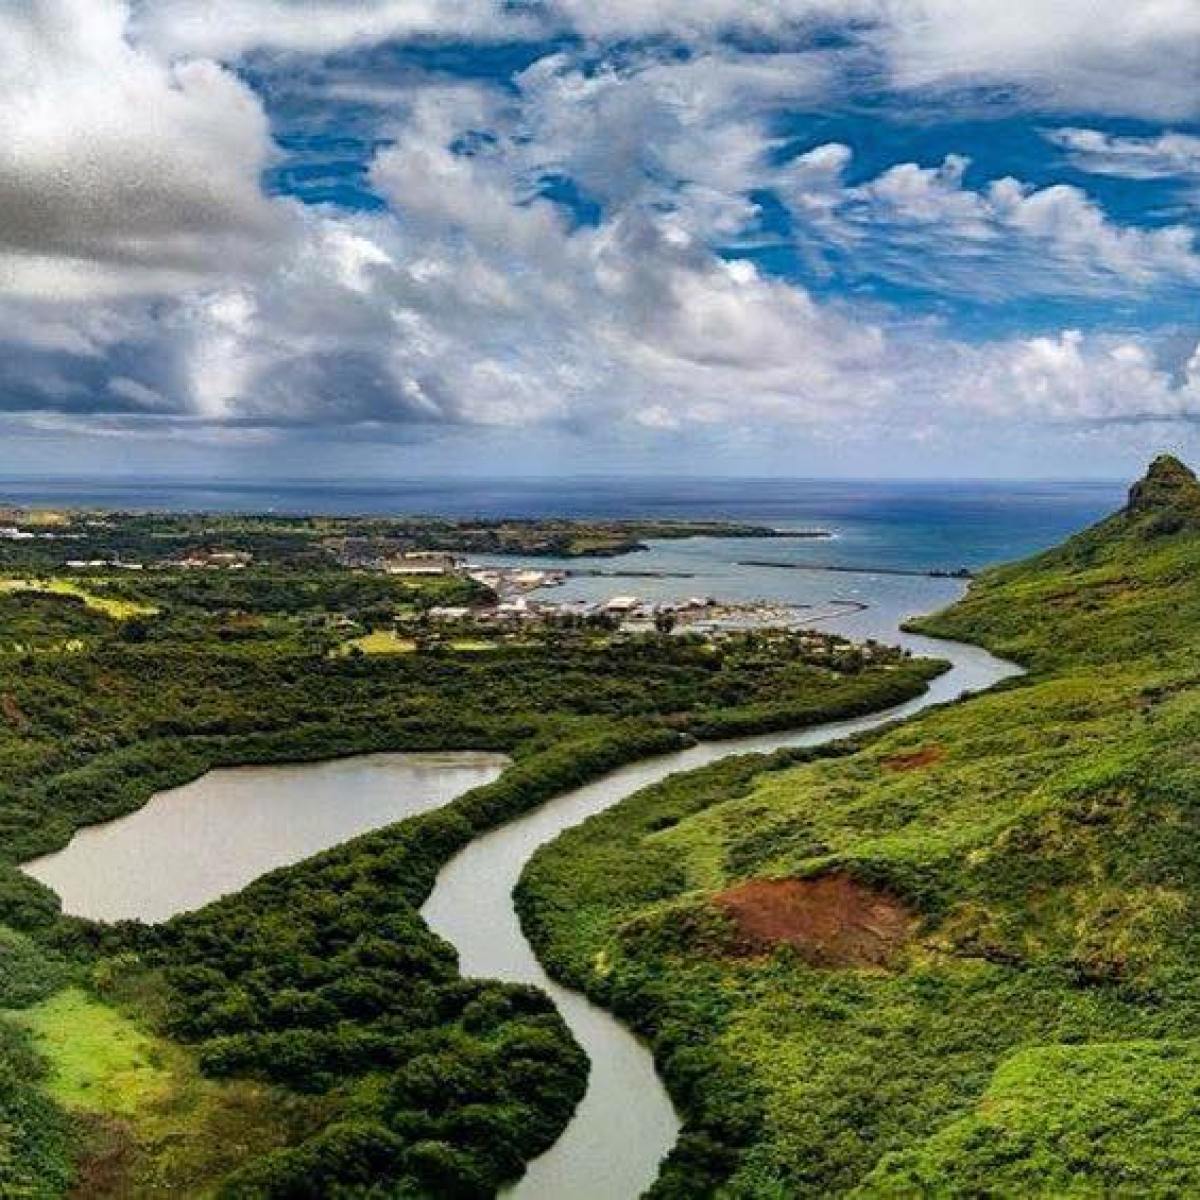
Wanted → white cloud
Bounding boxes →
[107,376,170,409]
[782,145,1200,298]
[137,0,1200,120]
[511,49,832,218]
[133,0,874,58]
[3,0,1198,462]
[0,0,283,301]
[555,0,1200,118]
[133,0,537,59]
[0,72,889,437]
[877,0,1200,119]
[970,331,1200,423]
[1046,128,1200,189]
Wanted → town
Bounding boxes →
[344,550,872,641]
[0,510,887,665]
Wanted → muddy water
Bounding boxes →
[421,633,1020,1199]
[22,751,509,923]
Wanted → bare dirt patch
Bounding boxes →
[713,872,916,967]
[882,745,945,772]
[68,1114,138,1199]
[1,692,29,730]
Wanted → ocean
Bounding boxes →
[0,476,1122,567]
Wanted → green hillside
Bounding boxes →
[519,456,1200,1197]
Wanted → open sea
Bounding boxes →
[0,476,1125,642]
[0,476,1123,567]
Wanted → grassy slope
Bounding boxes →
[15,984,319,1197]
[519,456,1200,1197]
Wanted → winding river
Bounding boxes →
[421,631,1019,1199]
[22,632,1017,1198]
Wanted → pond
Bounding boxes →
[22,750,509,924]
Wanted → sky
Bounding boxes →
[1,0,1199,480]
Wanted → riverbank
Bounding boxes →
[517,459,1200,1196]
[426,634,1016,1199]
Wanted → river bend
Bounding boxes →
[421,632,1019,1199]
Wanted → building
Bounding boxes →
[604,595,641,614]
[495,597,537,620]
[176,549,253,569]
[427,606,473,621]
[385,552,459,576]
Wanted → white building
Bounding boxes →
[427,606,472,620]
[387,552,457,576]
[604,595,641,613]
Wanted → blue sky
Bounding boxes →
[1,0,1198,479]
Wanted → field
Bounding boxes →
[340,628,418,654]
[518,456,1200,1196]
[0,578,158,620]
[21,987,174,1114]
[339,630,502,655]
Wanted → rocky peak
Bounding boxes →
[1119,456,1200,540]
[1126,455,1200,518]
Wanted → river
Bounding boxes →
[21,636,1017,1197]
[420,631,1019,1199]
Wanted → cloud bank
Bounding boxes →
[1,0,1198,471]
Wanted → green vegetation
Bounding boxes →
[0,925,75,1196]
[866,1039,1200,1195]
[0,924,73,1009]
[0,515,935,1196]
[337,631,500,656]
[20,987,174,1115]
[0,590,106,656]
[519,455,1200,1196]
[339,629,418,655]
[0,1015,73,1197]
[8,978,325,1197]
[0,509,788,574]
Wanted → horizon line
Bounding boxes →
[0,472,1132,487]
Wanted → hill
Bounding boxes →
[519,456,1200,1196]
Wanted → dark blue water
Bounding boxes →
[0,477,1123,573]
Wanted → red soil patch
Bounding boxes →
[713,872,915,967]
[882,745,945,772]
